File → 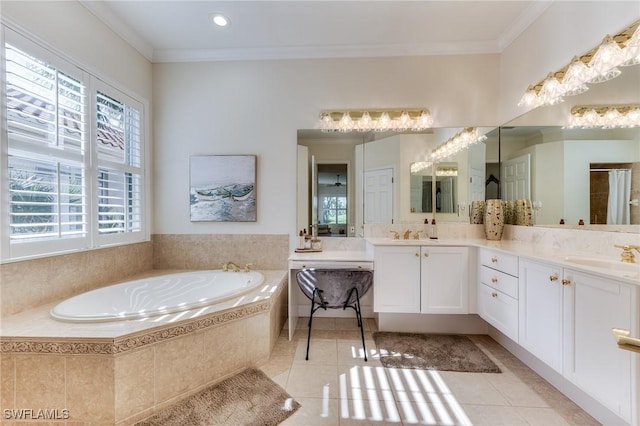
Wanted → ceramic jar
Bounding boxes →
[470,200,485,224]
[484,199,504,240]
[502,200,515,225]
[514,199,533,226]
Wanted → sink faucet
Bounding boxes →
[222,261,241,272]
[403,229,412,240]
[389,230,399,240]
[614,244,640,263]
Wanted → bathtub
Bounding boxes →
[50,270,265,322]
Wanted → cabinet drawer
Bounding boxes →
[478,283,518,342]
[480,249,518,276]
[480,265,518,299]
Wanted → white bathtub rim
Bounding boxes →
[49,269,265,323]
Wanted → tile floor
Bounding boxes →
[259,317,600,426]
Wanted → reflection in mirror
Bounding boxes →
[297,131,365,237]
[316,163,348,236]
[499,126,639,229]
[410,162,459,214]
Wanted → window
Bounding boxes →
[320,196,347,225]
[2,29,147,260]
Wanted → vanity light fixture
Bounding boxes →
[566,104,640,128]
[317,109,433,133]
[410,161,433,174]
[436,167,458,177]
[518,19,640,108]
[431,127,487,162]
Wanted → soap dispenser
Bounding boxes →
[430,218,438,239]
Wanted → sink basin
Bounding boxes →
[560,256,640,274]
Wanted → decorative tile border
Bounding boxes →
[1,276,285,355]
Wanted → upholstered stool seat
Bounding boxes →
[296,268,373,361]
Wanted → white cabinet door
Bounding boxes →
[421,246,469,314]
[518,259,564,373]
[373,245,421,313]
[563,269,636,424]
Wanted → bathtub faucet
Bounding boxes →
[222,261,241,272]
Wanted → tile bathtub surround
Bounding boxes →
[152,233,289,270]
[0,272,287,425]
[0,242,153,317]
[260,318,598,426]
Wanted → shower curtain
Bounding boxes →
[607,169,631,225]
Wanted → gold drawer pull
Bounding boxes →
[549,274,558,282]
[424,252,429,257]
[491,257,498,263]
[491,277,498,283]
[491,292,498,298]
[562,278,572,286]
[415,252,420,257]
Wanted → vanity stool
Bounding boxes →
[296,268,373,361]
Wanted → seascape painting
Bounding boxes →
[190,155,256,222]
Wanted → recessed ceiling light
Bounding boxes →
[210,13,229,27]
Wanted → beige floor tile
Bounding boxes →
[435,370,510,406]
[396,400,474,425]
[516,407,571,425]
[335,317,367,331]
[338,398,403,425]
[461,404,528,425]
[287,363,340,399]
[298,316,337,330]
[270,369,290,389]
[280,397,340,425]
[485,373,550,408]
[294,338,338,365]
[337,365,397,402]
[337,339,379,366]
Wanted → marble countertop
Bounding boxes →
[365,238,640,285]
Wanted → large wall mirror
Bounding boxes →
[498,62,640,233]
[297,127,495,237]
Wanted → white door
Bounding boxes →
[501,154,530,201]
[469,166,485,201]
[364,168,393,224]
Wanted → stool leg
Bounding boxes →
[354,288,367,362]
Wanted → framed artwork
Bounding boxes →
[189,155,256,222]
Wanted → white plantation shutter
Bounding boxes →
[95,87,144,237]
[2,29,147,260]
[5,41,88,245]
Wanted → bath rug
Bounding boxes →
[373,332,501,373]
[135,368,300,426]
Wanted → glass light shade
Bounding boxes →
[562,57,593,95]
[517,86,539,108]
[537,74,564,105]
[625,108,640,127]
[601,108,623,128]
[415,111,433,129]
[356,111,372,131]
[376,112,391,131]
[588,35,625,81]
[338,112,353,132]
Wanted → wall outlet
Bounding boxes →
[350,226,355,234]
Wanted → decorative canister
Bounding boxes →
[514,199,533,226]
[502,200,515,225]
[484,199,504,240]
[470,200,485,224]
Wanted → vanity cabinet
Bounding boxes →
[373,245,468,314]
[477,248,519,342]
[515,259,637,424]
[518,259,564,373]
[562,268,636,424]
